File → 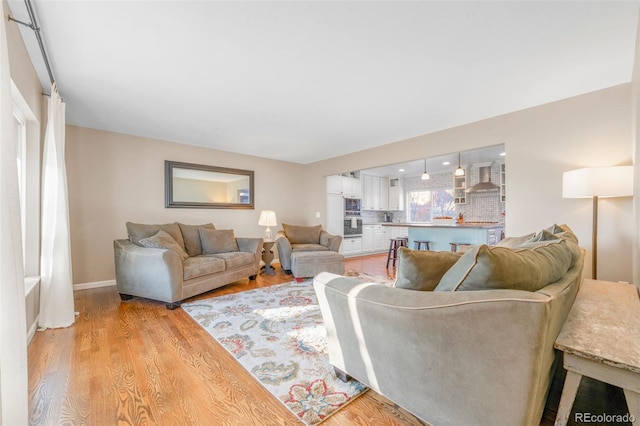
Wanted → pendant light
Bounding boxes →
[455,152,465,177]
[421,158,430,180]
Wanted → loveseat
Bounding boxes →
[114,222,263,309]
[314,225,584,426]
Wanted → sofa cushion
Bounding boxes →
[495,232,536,248]
[435,240,574,292]
[206,252,255,270]
[291,243,329,252]
[283,224,322,244]
[127,222,185,249]
[138,230,189,261]
[395,247,463,291]
[183,256,226,280]
[199,228,239,254]
[178,222,216,257]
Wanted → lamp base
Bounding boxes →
[264,227,273,242]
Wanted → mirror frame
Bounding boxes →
[165,160,254,209]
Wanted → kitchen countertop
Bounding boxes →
[382,222,504,229]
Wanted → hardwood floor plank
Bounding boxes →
[28,253,625,425]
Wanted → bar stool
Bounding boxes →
[386,237,408,268]
[414,240,431,250]
[450,242,472,253]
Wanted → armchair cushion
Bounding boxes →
[199,229,239,254]
[395,247,463,291]
[291,243,329,252]
[435,239,574,292]
[127,221,185,249]
[282,224,321,244]
[138,230,189,261]
[178,222,216,256]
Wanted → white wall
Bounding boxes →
[307,84,634,283]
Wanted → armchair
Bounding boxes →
[275,224,343,278]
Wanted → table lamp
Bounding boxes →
[562,165,633,279]
[258,210,277,241]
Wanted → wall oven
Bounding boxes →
[344,198,361,216]
[343,217,363,237]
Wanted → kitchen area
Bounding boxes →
[325,144,506,257]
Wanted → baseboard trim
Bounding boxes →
[74,279,116,291]
[27,315,39,344]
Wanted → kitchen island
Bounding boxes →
[383,222,504,251]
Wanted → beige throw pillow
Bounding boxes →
[139,230,189,261]
[282,224,322,244]
[434,240,574,292]
[394,247,463,291]
[199,229,239,254]
[127,222,186,249]
[495,232,536,248]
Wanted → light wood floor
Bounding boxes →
[28,253,629,425]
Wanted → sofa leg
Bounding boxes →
[249,274,257,280]
[119,293,133,301]
[334,367,351,382]
[166,301,181,310]
[283,268,293,275]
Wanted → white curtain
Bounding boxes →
[39,84,75,329]
[0,1,28,423]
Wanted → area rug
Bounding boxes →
[182,277,381,425]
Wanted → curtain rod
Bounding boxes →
[8,0,56,86]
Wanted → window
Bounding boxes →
[407,189,455,222]
[13,107,26,265]
[11,81,40,283]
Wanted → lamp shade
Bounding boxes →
[562,166,633,199]
[258,210,277,227]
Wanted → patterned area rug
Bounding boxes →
[182,276,384,425]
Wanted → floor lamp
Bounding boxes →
[562,166,633,280]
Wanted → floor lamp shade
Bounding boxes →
[562,166,634,279]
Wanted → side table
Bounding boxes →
[261,240,276,275]
[554,279,640,426]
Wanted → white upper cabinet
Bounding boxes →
[362,174,388,210]
[388,177,404,211]
[326,174,361,198]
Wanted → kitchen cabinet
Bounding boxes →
[362,174,389,210]
[342,237,362,256]
[388,177,404,210]
[326,175,360,198]
[362,225,374,252]
[453,170,468,204]
[326,194,344,238]
[373,225,388,251]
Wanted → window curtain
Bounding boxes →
[0,1,28,423]
[39,83,75,329]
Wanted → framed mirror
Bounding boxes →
[165,161,254,209]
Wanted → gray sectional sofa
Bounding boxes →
[314,224,584,426]
[114,222,263,309]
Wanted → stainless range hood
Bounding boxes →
[465,166,499,193]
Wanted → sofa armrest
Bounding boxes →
[236,237,264,272]
[275,231,293,270]
[320,230,342,252]
[113,239,183,303]
[313,272,557,426]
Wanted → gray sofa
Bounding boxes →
[314,225,584,426]
[114,222,263,309]
[275,224,342,274]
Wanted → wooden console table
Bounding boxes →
[554,279,640,426]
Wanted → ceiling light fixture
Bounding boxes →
[455,152,465,177]
[442,161,450,166]
[421,159,430,180]
[500,152,506,157]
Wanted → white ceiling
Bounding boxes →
[8,1,639,164]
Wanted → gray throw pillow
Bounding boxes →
[127,222,185,249]
[199,228,239,254]
[394,247,463,291]
[435,240,574,292]
[282,224,322,244]
[138,230,189,261]
[495,232,536,248]
[178,223,216,257]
